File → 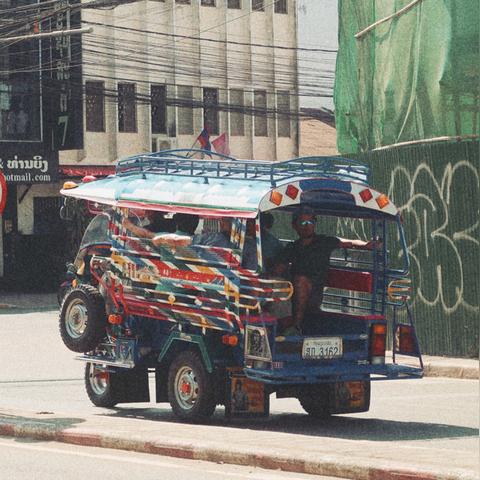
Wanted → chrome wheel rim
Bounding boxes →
[89,365,109,396]
[174,366,199,411]
[65,298,88,338]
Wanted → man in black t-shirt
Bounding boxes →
[273,208,376,335]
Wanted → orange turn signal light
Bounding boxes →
[222,334,239,347]
[270,190,283,206]
[62,181,78,190]
[108,314,123,325]
[376,194,390,209]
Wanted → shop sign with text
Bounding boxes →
[0,146,59,184]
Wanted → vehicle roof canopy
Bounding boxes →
[60,149,399,219]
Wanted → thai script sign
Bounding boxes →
[0,146,59,184]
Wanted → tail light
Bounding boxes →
[370,323,386,364]
[395,325,419,355]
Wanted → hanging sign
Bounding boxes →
[44,0,83,151]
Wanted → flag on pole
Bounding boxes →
[212,132,231,156]
[197,127,211,151]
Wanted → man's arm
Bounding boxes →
[152,233,192,248]
[338,237,381,250]
[122,218,155,239]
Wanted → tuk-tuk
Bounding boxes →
[59,149,423,421]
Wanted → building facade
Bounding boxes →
[64,0,299,166]
[1,0,300,289]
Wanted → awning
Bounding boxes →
[59,165,115,178]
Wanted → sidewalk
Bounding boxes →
[0,406,477,480]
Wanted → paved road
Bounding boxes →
[0,437,343,480]
[0,309,478,479]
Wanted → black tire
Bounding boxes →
[59,284,106,352]
[297,385,332,419]
[84,363,118,408]
[168,350,216,421]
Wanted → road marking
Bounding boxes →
[0,378,81,384]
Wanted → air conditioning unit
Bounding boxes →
[153,137,177,152]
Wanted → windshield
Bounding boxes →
[79,213,111,249]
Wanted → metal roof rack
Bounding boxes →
[116,149,371,186]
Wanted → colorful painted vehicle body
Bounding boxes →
[59,149,423,420]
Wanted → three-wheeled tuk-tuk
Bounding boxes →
[59,149,423,421]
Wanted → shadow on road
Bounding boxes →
[0,412,86,443]
[99,406,479,442]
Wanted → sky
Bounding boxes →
[297,0,338,109]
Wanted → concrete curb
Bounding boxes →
[423,363,479,380]
[0,418,476,480]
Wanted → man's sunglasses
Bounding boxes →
[298,220,315,226]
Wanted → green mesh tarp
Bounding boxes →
[334,0,480,153]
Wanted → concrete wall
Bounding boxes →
[299,117,338,157]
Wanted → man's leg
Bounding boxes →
[303,285,324,334]
[292,275,323,332]
[292,275,312,330]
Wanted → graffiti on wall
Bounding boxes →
[387,160,479,315]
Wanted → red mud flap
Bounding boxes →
[329,380,370,414]
[225,369,270,418]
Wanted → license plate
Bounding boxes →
[302,337,342,360]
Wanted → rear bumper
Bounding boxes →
[245,362,423,385]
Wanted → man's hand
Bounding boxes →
[339,237,382,250]
[364,239,382,250]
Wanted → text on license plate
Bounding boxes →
[302,337,343,360]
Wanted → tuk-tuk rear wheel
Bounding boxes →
[168,351,216,421]
[297,385,332,419]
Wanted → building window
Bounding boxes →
[252,0,263,12]
[254,90,267,137]
[0,37,41,141]
[176,0,190,4]
[201,0,215,5]
[203,87,219,136]
[274,0,287,14]
[230,89,244,136]
[151,85,167,134]
[177,85,193,135]
[118,83,136,133]
[277,91,290,137]
[85,81,105,132]
[228,0,241,8]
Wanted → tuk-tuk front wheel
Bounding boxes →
[84,363,118,408]
[59,285,106,352]
[168,351,216,421]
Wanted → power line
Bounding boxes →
[82,20,338,53]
